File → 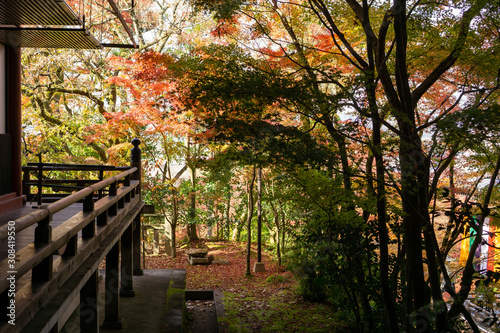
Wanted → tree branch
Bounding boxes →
[411,0,488,105]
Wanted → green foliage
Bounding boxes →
[282,168,387,330]
[189,0,244,20]
[437,105,500,147]
[222,289,351,333]
[265,275,287,284]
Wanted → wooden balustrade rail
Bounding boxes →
[0,138,144,333]
[22,163,132,205]
[0,167,137,240]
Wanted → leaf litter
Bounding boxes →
[146,240,349,332]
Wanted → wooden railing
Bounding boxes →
[22,163,132,205]
[0,138,144,333]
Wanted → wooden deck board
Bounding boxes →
[0,203,84,261]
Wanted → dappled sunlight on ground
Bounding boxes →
[145,240,293,291]
[145,240,348,332]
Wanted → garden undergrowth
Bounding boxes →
[146,240,351,332]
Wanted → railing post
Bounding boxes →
[1,289,8,322]
[37,163,43,206]
[80,270,99,333]
[32,215,53,284]
[98,165,104,199]
[22,168,30,199]
[124,175,131,203]
[109,181,118,216]
[130,138,141,199]
[130,139,143,275]
[82,193,96,239]
[102,241,123,329]
[124,174,130,187]
[62,235,77,258]
[97,210,108,226]
[118,195,125,209]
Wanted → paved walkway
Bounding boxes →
[61,269,186,333]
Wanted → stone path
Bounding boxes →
[61,269,191,333]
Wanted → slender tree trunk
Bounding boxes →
[281,214,286,257]
[275,215,281,266]
[186,137,199,242]
[364,6,399,325]
[245,166,256,276]
[369,91,398,332]
[257,167,262,263]
[171,196,178,258]
[188,164,198,241]
[232,212,246,242]
[226,189,231,240]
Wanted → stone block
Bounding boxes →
[186,248,209,258]
[253,262,266,273]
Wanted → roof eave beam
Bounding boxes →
[101,43,136,48]
[105,0,138,49]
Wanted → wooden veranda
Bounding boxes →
[0,139,146,332]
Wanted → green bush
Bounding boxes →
[265,274,287,284]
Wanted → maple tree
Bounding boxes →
[170,0,500,331]
[19,0,500,331]
[21,0,209,165]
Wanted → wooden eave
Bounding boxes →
[0,0,137,49]
[0,0,81,26]
[0,27,101,49]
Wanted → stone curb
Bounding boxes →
[165,269,187,333]
[184,289,229,333]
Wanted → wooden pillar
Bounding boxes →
[109,181,118,216]
[32,215,53,285]
[124,175,131,203]
[37,162,43,206]
[62,235,77,258]
[120,223,135,296]
[5,45,21,197]
[132,214,143,275]
[82,193,96,238]
[97,210,108,226]
[130,138,141,199]
[102,242,123,329]
[1,289,8,322]
[98,166,104,199]
[131,139,143,275]
[22,168,30,198]
[80,271,99,333]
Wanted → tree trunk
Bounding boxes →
[273,215,281,266]
[245,167,256,276]
[256,167,262,263]
[392,1,448,330]
[232,212,246,242]
[187,138,199,242]
[369,91,398,333]
[226,189,231,240]
[281,214,286,257]
[171,197,178,258]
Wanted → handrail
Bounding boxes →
[0,167,137,240]
[0,182,140,292]
[0,138,143,333]
[25,162,131,171]
[23,162,133,205]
